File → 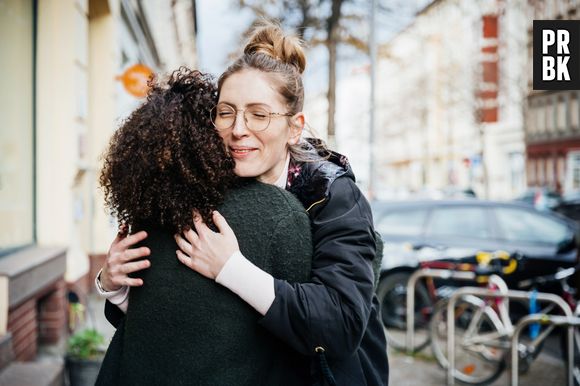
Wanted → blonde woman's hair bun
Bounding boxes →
[244,21,306,74]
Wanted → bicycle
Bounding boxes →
[429,260,580,385]
[378,250,518,353]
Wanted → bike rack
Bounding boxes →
[405,268,476,354]
[446,287,573,386]
[511,314,580,386]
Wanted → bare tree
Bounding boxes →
[235,0,371,146]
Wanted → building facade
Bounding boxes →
[375,0,528,200]
[525,1,580,194]
[0,0,196,378]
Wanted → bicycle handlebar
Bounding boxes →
[517,262,580,288]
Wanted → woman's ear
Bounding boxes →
[288,112,305,145]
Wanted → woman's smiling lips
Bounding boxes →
[230,146,258,159]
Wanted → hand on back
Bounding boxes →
[175,211,240,279]
[101,224,152,291]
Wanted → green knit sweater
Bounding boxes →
[99,180,313,386]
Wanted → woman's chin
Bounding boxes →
[234,164,260,178]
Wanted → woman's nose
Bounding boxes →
[231,111,249,137]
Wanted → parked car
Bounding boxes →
[514,187,563,211]
[373,199,578,278]
[554,191,580,225]
[372,199,579,348]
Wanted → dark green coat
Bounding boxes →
[97,180,313,386]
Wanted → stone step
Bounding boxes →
[0,361,63,386]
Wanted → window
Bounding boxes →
[0,0,35,252]
[495,208,569,244]
[566,151,580,192]
[426,207,491,239]
[375,209,428,237]
[536,101,545,134]
[509,152,525,194]
[557,96,566,132]
[571,92,579,131]
[545,100,554,133]
[527,158,536,185]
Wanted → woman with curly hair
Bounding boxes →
[95,68,313,385]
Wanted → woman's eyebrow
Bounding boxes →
[246,102,272,109]
[217,101,273,109]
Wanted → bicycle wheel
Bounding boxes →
[377,271,432,352]
[429,297,507,385]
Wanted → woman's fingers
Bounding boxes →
[176,250,194,269]
[175,233,194,256]
[212,211,233,236]
[120,259,151,274]
[122,247,151,262]
[124,278,144,287]
[118,230,148,250]
[112,224,128,245]
[193,215,212,240]
[184,229,199,246]
[176,250,211,278]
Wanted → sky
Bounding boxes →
[196,0,432,94]
[196,0,252,76]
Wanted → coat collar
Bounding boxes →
[286,138,353,212]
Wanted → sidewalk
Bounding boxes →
[388,346,566,385]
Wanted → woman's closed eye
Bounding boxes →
[249,109,268,120]
[218,110,235,118]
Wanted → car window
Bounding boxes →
[426,207,490,239]
[495,207,570,244]
[375,209,428,236]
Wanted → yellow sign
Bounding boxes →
[117,64,154,98]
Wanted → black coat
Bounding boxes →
[260,148,389,386]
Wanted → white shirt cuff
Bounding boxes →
[215,251,275,315]
[94,269,130,313]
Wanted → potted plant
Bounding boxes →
[66,328,106,386]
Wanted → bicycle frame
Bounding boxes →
[405,268,476,353]
[511,314,580,386]
[446,287,573,386]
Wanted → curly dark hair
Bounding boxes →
[100,68,236,232]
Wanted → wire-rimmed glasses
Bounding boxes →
[210,103,293,132]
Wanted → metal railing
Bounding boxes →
[446,287,573,386]
[405,268,476,354]
[510,314,580,386]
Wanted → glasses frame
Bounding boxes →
[210,104,293,133]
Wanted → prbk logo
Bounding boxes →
[533,20,580,90]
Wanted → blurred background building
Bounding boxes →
[0,0,196,380]
[525,1,580,194]
[373,0,527,200]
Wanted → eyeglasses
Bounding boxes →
[210,103,293,132]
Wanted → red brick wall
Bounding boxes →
[479,14,499,123]
[6,278,68,361]
[38,280,67,345]
[7,299,38,361]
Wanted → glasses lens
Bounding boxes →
[212,104,235,130]
[245,107,270,132]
